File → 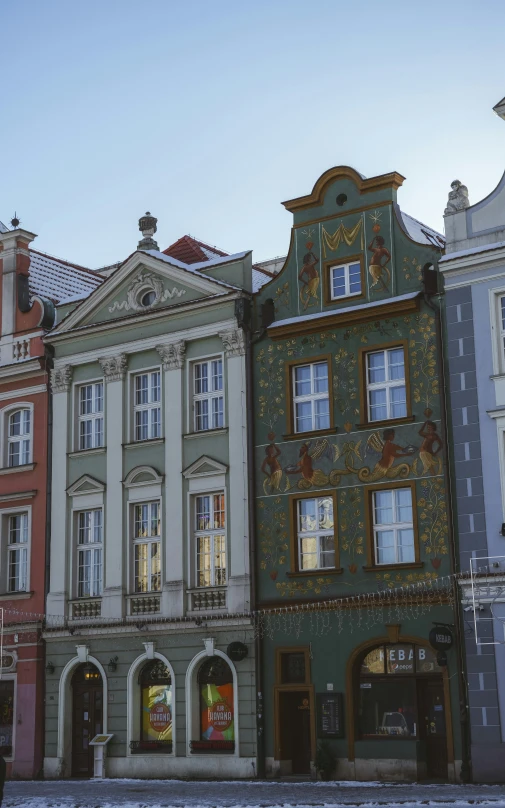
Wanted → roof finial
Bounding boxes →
[138,211,159,251]
[10,212,20,228]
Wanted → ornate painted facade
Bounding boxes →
[252,167,465,781]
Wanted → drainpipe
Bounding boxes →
[423,269,472,783]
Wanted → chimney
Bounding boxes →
[0,218,37,338]
[138,211,159,251]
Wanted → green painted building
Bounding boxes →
[252,167,464,781]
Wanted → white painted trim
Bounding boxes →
[187,351,226,435]
[126,650,176,757]
[488,286,505,376]
[72,376,105,453]
[186,485,227,591]
[439,246,505,277]
[0,384,46,402]
[124,466,164,488]
[128,365,163,444]
[183,456,228,479]
[51,318,236,370]
[67,475,105,497]
[57,655,108,765]
[185,647,239,758]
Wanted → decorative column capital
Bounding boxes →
[50,364,72,393]
[98,353,128,382]
[156,340,186,370]
[219,328,245,358]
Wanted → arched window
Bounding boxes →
[192,656,234,753]
[7,409,31,467]
[134,660,172,753]
[358,643,444,740]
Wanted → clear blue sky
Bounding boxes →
[2,0,505,268]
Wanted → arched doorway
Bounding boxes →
[355,642,450,779]
[71,662,103,777]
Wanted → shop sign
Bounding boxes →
[149,703,171,733]
[316,693,344,738]
[227,641,248,662]
[429,627,453,651]
[386,644,414,674]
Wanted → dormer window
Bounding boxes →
[329,259,362,300]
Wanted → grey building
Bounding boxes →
[440,98,505,782]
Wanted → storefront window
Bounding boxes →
[359,643,443,740]
[193,656,234,753]
[137,660,172,753]
[0,681,14,756]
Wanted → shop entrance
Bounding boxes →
[71,663,103,777]
[278,690,312,774]
[417,679,447,778]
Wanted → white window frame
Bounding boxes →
[292,360,330,434]
[329,260,362,300]
[491,290,505,376]
[192,357,224,433]
[1,404,33,469]
[0,506,31,594]
[372,487,415,566]
[296,495,335,571]
[75,508,103,598]
[366,347,407,423]
[132,500,161,594]
[132,369,162,442]
[194,492,226,588]
[76,381,104,451]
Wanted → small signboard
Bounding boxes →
[316,693,344,739]
[429,626,453,651]
[89,734,113,746]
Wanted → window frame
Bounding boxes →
[131,499,162,594]
[289,491,340,575]
[191,356,225,434]
[131,368,162,443]
[194,491,227,589]
[285,355,335,439]
[358,341,412,428]
[323,254,365,305]
[75,507,103,599]
[364,482,420,569]
[0,506,31,595]
[2,404,33,469]
[75,380,105,452]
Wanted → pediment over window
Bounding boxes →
[66,475,105,496]
[183,456,228,479]
[124,466,164,488]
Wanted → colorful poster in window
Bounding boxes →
[386,645,415,674]
[141,684,172,741]
[0,681,13,755]
[200,682,234,741]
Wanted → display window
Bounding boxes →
[194,656,234,753]
[358,643,443,740]
[0,681,13,756]
[139,660,172,752]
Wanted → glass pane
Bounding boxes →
[376,530,395,564]
[141,683,172,742]
[313,363,328,394]
[78,548,91,597]
[318,497,333,529]
[349,262,361,293]
[94,383,103,413]
[9,411,21,436]
[374,491,393,525]
[398,529,415,563]
[390,385,407,418]
[151,372,161,403]
[195,399,209,432]
[281,652,306,684]
[80,419,92,450]
[294,365,311,396]
[197,536,212,587]
[388,349,405,381]
[300,536,317,570]
[367,352,386,384]
[150,542,161,591]
[135,375,148,405]
[80,386,92,415]
[196,496,211,531]
[94,417,103,447]
[150,503,160,537]
[150,407,161,438]
[214,535,227,585]
[395,489,413,523]
[298,499,316,531]
[212,396,224,429]
[135,544,149,592]
[213,494,225,529]
[295,401,312,433]
[314,397,330,429]
[331,266,346,297]
[386,645,415,674]
[194,363,208,395]
[369,389,387,421]
[211,360,223,392]
[416,646,443,674]
[361,647,385,675]
[359,679,417,738]
[134,504,149,538]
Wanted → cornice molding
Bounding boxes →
[50,365,72,393]
[98,353,127,382]
[282,166,405,212]
[156,340,186,370]
[219,328,245,357]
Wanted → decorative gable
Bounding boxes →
[66,475,105,496]
[107,269,187,313]
[183,456,228,492]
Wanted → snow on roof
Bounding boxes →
[28,250,102,304]
[270,291,420,330]
[439,239,505,263]
[143,249,247,292]
[399,210,445,249]
[253,267,273,292]
[0,221,9,234]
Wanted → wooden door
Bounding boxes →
[418,679,448,779]
[72,683,103,776]
[278,690,312,775]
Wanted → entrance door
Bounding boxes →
[417,679,448,779]
[72,665,103,777]
[278,690,312,775]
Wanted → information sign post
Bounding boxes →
[89,734,114,779]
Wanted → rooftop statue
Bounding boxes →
[444,180,470,215]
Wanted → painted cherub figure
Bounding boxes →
[368,235,391,292]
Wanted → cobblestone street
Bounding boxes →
[4,779,505,808]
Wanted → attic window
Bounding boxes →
[140,290,156,307]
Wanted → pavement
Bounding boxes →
[4,779,505,808]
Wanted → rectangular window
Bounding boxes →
[78,382,104,450]
[500,296,505,367]
[77,509,103,597]
[292,361,330,434]
[7,409,31,467]
[330,260,362,300]
[7,513,28,592]
[296,496,335,570]
[372,488,415,565]
[134,371,161,441]
[195,493,226,587]
[366,347,407,422]
[133,502,161,592]
[194,359,224,432]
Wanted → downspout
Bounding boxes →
[423,271,472,783]
[42,342,54,778]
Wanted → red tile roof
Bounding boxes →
[162,235,227,265]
